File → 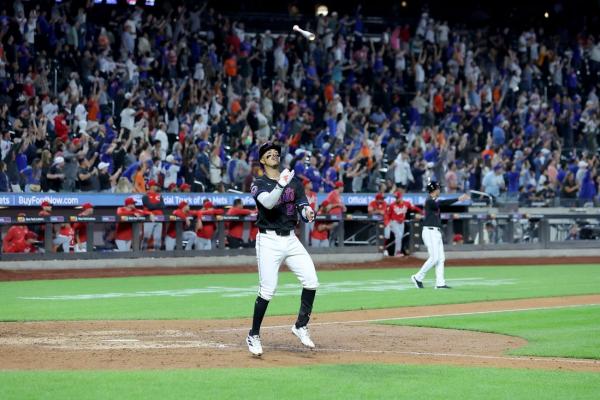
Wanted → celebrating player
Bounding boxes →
[411,182,470,289]
[246,142,319,356]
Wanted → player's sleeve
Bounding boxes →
[294,178,310,209]
[438,197,460,207]
[254,178,285,210]
[408,202,423,213]
[293,178,311,222]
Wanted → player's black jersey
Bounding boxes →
[422,197,458,228]
[251,175,309,231]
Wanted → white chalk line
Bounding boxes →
[208,302,600,333]
[213,342,600,366]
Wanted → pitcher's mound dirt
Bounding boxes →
[1,295,599,372]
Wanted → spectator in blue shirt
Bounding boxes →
[492,120,508,147]
[305,155,322,193]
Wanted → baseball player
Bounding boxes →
[411,182,470,289]
[142,179,165,250]
[72,202,94,252]
[226,198,257,249]
[303,177,317,245]
[194,199,223,250]
[387,190,423,257]
[324,181,346,246]
[115,197,147,251]
[246,142,318,356]
[310,200,335,247]
[165,201,199,251]
[368,192,390,253]
[2,213,37,253]
[39,200,74,252]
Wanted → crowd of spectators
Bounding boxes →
[0,1,599,206]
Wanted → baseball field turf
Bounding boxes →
[1,263,599,399]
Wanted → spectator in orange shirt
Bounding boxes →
[224,56,238,78]
[132,163,147,193]
[226,198,257,249]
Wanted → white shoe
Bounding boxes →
[292,325,315,348]
[246,333,263,356]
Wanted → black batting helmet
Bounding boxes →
[258,142,281,160]
[426,181,440,193]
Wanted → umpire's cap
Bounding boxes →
[259,142,281,160]
[426,181,440,193]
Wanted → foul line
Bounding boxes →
[215,342,600,366]
[208,302,600,333]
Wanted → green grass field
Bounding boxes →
[1,263,599,399]
[0,264,599,321]
[384,305,600,359]
[2,364,599,400]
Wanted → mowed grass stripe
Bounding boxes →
[0,264,598,321]
[1,364,600,400]
[383,305,600,359]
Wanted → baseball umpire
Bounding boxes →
[411,181,470,289]
[246,142,319,356]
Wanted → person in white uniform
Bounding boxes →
[246,142,319,356]
[411,181,470,289]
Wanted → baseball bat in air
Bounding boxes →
[293,25,316,41]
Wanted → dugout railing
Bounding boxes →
[0,214,386,261]
[407,213,600,253]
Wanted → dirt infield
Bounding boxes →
[1,255,599,281]
[1,295,599,372]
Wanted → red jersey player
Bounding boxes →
[142,179,165,250]
[226,198,257,249]
[310,200,336,247]
[165,201,199,251]
[72,202,94,252]
[2,213,37,253]
[386,190,422,256]
[194,199,224,250]
[115,197,148,251]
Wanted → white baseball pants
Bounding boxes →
[414,226,446,287]
[115,240,132,251]
[256,230,319,301]
[195,237,212,250]
[143,222,162,250]
[53,234,71,252]
[389,220,405,255]
[165,231,197,251]
[311,238,329,247]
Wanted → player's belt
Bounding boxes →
[259,228,291,236]
[424,226,440,230]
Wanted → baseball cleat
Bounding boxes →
[435,285,452,289]
[292,325,315,348]
[411,275,424,289]
[246,333,263,356]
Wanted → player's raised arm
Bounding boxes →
[254,168,294,209]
